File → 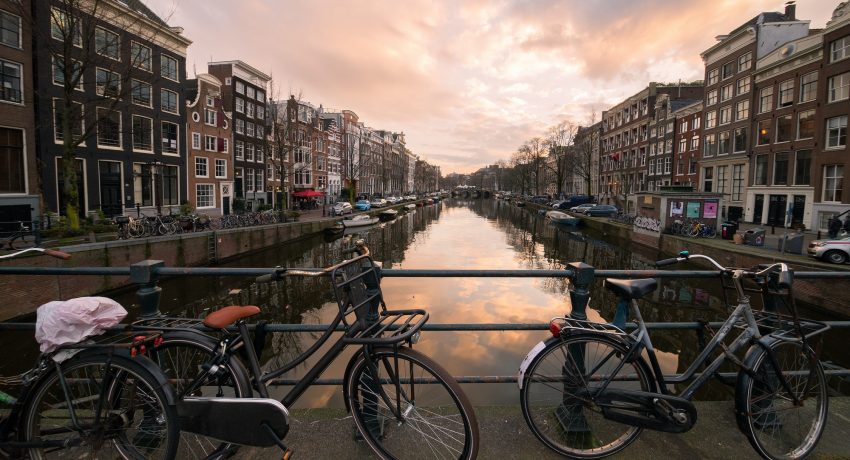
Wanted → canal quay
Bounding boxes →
[2,198,849,458]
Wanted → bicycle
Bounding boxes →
[1,221,36,250]
[518,250,829,460]
[688,222,717,238]
[0,247,180,459]
[134,240,480,459]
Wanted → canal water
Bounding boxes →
[2,199,846,407]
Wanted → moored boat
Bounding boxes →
[341,215,380,228]
[546,210,580,225]
[379,209,398,221]
[405,204,416,210]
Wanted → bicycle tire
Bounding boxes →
[9,231,36,249]
[520,334,655,459]
[735,339,828,460]
[148,330,254,460]
[21,349,179,460]
[345,346,479,460]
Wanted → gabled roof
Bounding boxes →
[117,0,168,26]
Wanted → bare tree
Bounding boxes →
[543,121,578,197]
[510,147,534,195]
[571,113,601,199]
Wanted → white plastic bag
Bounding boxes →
[34,297,127,353]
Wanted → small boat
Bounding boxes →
[379,209,398,221]
[546,210,580,225]
[324,224,344,235]
[342,215,380,228]
[405,204,416,210]
[426,198,434,204]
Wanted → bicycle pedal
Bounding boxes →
[282,448,294,459]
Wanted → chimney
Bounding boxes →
[785,1,796,20]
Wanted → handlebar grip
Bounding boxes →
[655,258,680,267]
[256,268,286,283]
[777,269,793,288]
[43,249,71,260]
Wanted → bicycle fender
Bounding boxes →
[517,337,557,390]
[341,347,368,414]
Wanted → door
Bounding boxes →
[99,161,122,217]
[792,195,805,227]
[767,195,787,226]
[753,194,764,224]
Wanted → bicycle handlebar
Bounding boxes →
[0,247,71,260]
[256,240,371,283]
[656,250,791,287]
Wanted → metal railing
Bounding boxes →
[1,260,849,385]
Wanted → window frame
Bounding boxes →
[215,159,227,178]
[0,9,22,49]
[95,107,122,149]
[800,71,817,103]
[130,41,152,72]
[131,79,152,107]
[160,88,179,115]
[825,115,848,149]
[195,157,209,178]
[161,121,179,155]
[196,183,215,208]
[94,26,120,61]
[827,72,849,103]
[131,114,153,153]
[161,54,179,82]
[831,35,849,63]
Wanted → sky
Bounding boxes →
[145,0,838,174]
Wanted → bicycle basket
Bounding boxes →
[330,255,386,321]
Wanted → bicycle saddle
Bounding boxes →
[604,279,657,300]
[203,305,261,328]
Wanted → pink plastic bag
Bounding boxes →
[34,297,127,353]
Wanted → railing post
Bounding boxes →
[130,260,165,318]
[567,262,595,320]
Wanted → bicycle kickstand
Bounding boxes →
[262,422,294,459]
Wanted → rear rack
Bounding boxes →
[343,309,429,345]
[555,317,628,336]
[56,330,163,351]
[131,316,206,331]
[740,309,830,342]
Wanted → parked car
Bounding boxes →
[808,236,850,264]
[354,200,371,211]
[570,203,597,213]
[584,205,619,217]
[331,201,353,216]
[556,195,595,210]
[370,198,387,208]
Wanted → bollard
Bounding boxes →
[567,262,595,320]
[130,260,165,318]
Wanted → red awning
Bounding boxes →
[292,190,325,198]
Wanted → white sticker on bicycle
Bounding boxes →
[517,340,547,390]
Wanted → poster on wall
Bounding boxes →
[703,201,718,219]
[670,201,684,217]
[686,202,701,218]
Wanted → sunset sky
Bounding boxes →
[146,0,838,174]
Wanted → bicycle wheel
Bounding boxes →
[345,346,479,460]
[520,334,655,459]
[735,339,828,460]
[9,231,36,249]
[148,330,253,460]
[22,350,179,459]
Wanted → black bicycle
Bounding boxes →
[1,221,36,250]
[0,248,180,459]
[518,251,829,460]
[135,241,479,460]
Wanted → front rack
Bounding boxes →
[740,309,830,342]
[343,309,429,345]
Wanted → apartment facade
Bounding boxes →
[671,101,703,189]
[648,94,703,191]
[35,0,191,218]
[0,0,39,226]
[208,60,269,211]
[185,73,232,215]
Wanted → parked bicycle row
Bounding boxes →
[114,210,282,239]
[668,218,718,238]
[0,245,833,459]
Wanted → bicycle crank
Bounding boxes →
[595,389,697,433]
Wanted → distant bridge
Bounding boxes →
[451,187,491,198]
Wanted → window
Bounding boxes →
[235,97,244,113]
[733,127,747,153]
[774,152,789,185]
[52,57,82,90]
[235,119,244,134]
[256,146,263,162]
[797,110,815,139]
[800,72,817,102]
[53,99,82,142]
[679,138,687,153]
[1,10,21,48]
[831,35,849,62]
[161,89,178,114]
[256,90,265,101]
[778,79,794,107]
[757,119,771,145]
[690,136,699,151]
[0,59,19,103]
[235,81,244,94]
[50,8,81,46]
[705,111,716,129]
[776,115,793,143]
[204,135,216,151]
[256,170,264,192]
[738,52,752,72]
[703,134,716,157]
[736,77,750,95]
[246,87,255,99]
[718,131,730,155]
[215,159,226,178]
[719,106,732,125]
[706,89,718,105]
[96,108,121,148]
[794,150,811,185]
[823,165,844,202]
[828,72,849,102]
[759,87,773,113]
[246,143,254,162]
[703,167,713,192]
[735,100,749,121]
[257,106,265,120]
[161,121,178,154]
[196,184,214,208]
[222,139,229,153]
[132,115,152,151]
[680,120,689,132]
[257,125,264,138]
[191,132,200,150]
[721,61,734,80]
[133,164,153,206]
[95,27,119,60]
[131,41,151,71]
[195,157,208,177]
[246,169,254,192]
[754,154,768,185]
[664,157,671,174]
[721,84,733,102]
[716,165,728,194]
[235,140,244,160]
[708,68,719,85]
[732,164,744,201]
[0,127,25,192]
[131,80,151,106]
[246,122,254,137]
[95,68,120,97]
[204,108,216,126]
[161,55,178,81]
[826,115,847,149]
[246,102,254,118]
[693,117,700,130]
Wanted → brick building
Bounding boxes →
[672,101,703,189]
[648,93,702,191]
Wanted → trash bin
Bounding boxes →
[744,228,766,246]
[779,233,805,254]
[721,222,738,240]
